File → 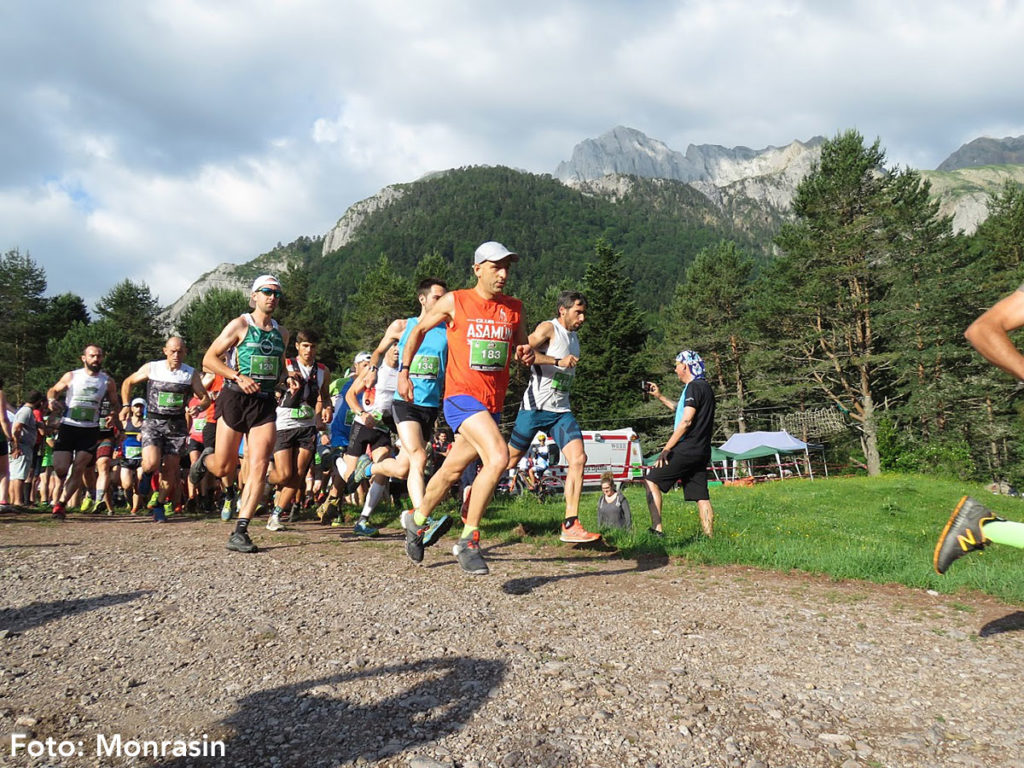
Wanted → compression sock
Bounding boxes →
[362,481,386,516]
[234,517,250,535]
[460,524,479,539]
[983,520,1024,549]
[138,472,152,500]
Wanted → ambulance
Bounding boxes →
[539,428,645,489]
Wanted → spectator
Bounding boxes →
[596,471,632,530]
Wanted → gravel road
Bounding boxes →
[2,511,1022,768]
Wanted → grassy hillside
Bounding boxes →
[308,166,774,310]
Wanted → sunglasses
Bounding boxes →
[257,288,282,298]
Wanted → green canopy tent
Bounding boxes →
[717,431,827,481]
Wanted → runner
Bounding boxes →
[397,241,535,575]
[339,344,401,536]
[9,391,44,508]
[317,355,368,524]
[192,275,288,553]
[119,398,146,514]
[506,291,600,543]
[121,337,210,522]
[46,344,122,520]
[89,394,119,514]
[265,330,332,531]
[934,285,1024,572]
[353,279,449,518]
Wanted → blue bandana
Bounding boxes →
[675,350,706,379]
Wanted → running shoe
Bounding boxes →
[402,510,425,564]
[647,527,664,538]
[52,502,66,521]
[266,513,284,531]
[422,514,453,547]
[452,530,489,576]
[226,531,258,553]
[560,517,601,544]
[149,491,161,508]
[316,498,338,525]
[353,519,378,537]
[346,454,373,494]
[934,496,1001,574]
[189,447,213,486]
[152,505,167,523]
[220,499,232,522]
[79,496,94,513]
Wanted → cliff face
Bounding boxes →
[322,185,407,256]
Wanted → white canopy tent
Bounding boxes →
[717,430,826,481]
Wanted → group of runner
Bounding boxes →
[22,242,630,575]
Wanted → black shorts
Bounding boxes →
[216,387,276,433]
[0,439,7,457]
[54,424,100,455]
[391,400,438,442]
[202,421,217,450]
[187,438,204,455]
[274,425,318,453]
[645,450,710,500]
[345,421,391,458]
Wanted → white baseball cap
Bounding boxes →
[474,241,519,264]
[354,351,372,365]
[251,274,281,293]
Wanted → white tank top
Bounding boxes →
[63,369,112,428]
[522,319,577,413]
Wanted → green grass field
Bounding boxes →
[463,474,1024,604]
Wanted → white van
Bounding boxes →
[539,428,645,489]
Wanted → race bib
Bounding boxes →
[291,404,315,421]
[125,445,142,459]
[157,391,185,409]
[69,405,97,422]
[410,354,440,379]
[193,418,206,431]
[551,370,575,392]
[250,355,280,380]
[469,339,509,371]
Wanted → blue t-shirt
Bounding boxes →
[397,318,448,408]
[329,378,354,449]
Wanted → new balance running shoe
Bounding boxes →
[934,496,1001,574]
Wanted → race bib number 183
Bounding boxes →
[469,340,509,371]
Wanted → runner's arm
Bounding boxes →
[204,318,251,391]
[46,372,73,415]
[189,370,211,415]
[106,378,123,433]
[367,319,406,387]
[119,363,150,415]
[398,293,455,401]
[513,313,536,366]
[965,289,1024,380]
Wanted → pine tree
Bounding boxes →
[573,239,650,427]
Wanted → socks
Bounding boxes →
[460,524,479,539]
[138,472,152,500]
[362,481,386,516]
[414,510,428,526]
[563,516,577,529]
[984,519,1024,549]
[234,518,250,535]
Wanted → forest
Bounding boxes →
[5,129,1024,484]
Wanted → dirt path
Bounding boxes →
[2,512,1022,768]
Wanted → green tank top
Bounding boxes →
[235,317,285,395]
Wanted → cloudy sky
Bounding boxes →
[3,0,1024,308]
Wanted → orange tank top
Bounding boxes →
[202,375,224,422]
[445,289,523,414]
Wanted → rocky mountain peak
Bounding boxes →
[937,135,1024,172]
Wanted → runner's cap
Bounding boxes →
[131,397,146,408]
[474,241,519,264]
[251,274,281,293]
[354,352,371,365]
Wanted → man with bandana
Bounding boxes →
[643,350,717,538]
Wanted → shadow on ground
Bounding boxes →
[155,656,506,767]
[0,590,153,634]
[979,610,1024,637]
[501,550,671,595]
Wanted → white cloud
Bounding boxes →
[3,0,1024,308]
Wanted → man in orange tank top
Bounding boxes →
[397,241,535,575]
